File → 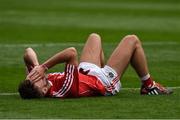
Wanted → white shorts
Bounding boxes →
[78,62,121,95]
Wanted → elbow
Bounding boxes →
[25,47,33,52]
[24,47,32,58]
[68,47,77,57]
[66,47,78,65]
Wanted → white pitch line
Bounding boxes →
[0,86,180,96]
[122,86,180,90]
[0,43,84,48]
[0,42,179,48]
[143,42,180,45]
[0,93,19,95]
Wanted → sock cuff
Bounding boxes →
[141,73,150,81]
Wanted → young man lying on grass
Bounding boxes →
[18,33,173,99]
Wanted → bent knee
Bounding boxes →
[122,34,141,45]
[123,34,139,41]
[88,33,101,41]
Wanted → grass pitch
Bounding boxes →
[0,0,180,119]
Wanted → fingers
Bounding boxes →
[31,76,44,84]
[26,70,42,81]
[26,70,36,79]
[26,71,40,80]
[26,70,35,80]
[25,65,46,83]
[27,73,44,83]
[30,72,42,81]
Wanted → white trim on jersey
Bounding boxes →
[49,72,64,75]
[53,64,75,97]
[56,64,74,97]
[53,64,74,97]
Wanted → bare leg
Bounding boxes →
[107,35,149,78]
[24,48,39,75]
[100,49,105,67]
[80,33,105,67]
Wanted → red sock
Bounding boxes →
[143,77,153,88]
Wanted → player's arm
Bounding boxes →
[42,47,78,69]
[24,48,39,75]
[27,47,78,81]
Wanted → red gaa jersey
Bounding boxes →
[46,64,106,98]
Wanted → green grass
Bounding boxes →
[0,0,180,119]
[0,90,180,119]
[0,0,180,43]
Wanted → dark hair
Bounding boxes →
[18,80,43,99]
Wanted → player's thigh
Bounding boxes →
[80,33,102,67]
[107,35,138,76]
